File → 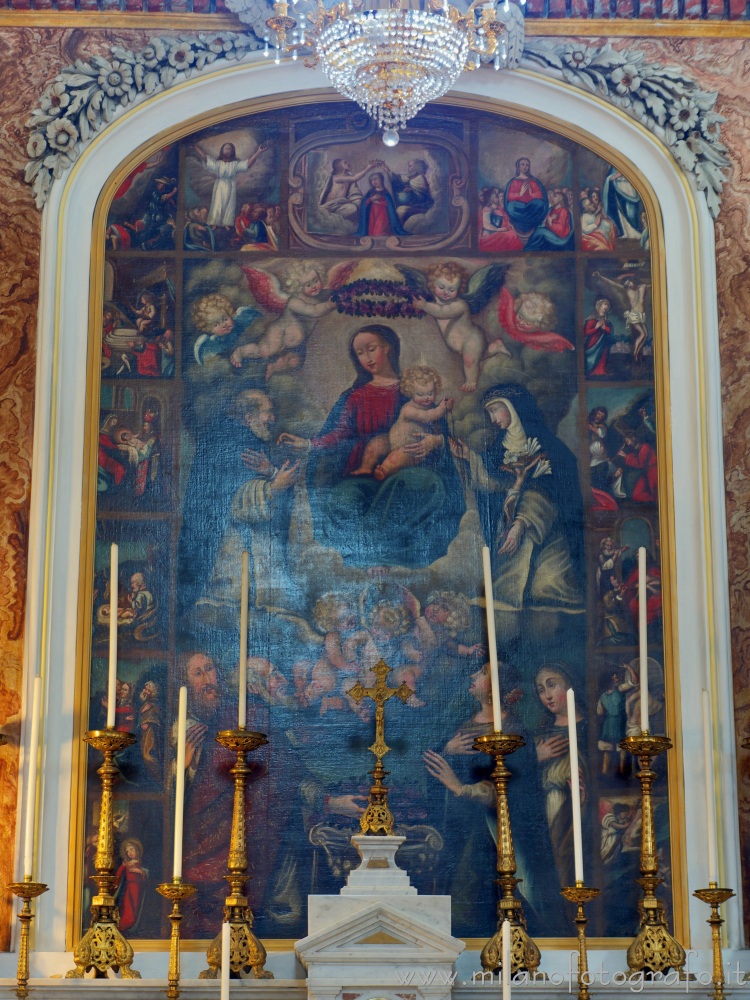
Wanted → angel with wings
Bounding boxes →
[231,260,357,379]
[190,293,261,367]
[592,269,651,363]
[407,262,511,392]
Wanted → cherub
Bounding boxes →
[592,269,651,363]
[352,365,453,480]
[246,656,292,707]
[420,590,485,660]
[366,590,426,706]
[405,262,510,392]
[190,292,261,366]
[231,260,357,379]
[300,592,372,716]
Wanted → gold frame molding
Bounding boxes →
[2,11,750,37]
[69,82,685,953]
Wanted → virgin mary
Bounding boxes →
[280,324,464,567]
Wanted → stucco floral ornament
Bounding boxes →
[23,31,729,217]
[24,32,261,208]
[522,39,729,217]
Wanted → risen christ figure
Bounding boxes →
[192,140,270,227]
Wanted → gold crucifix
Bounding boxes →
[348,659,414,836]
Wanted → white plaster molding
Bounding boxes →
[12,57,737,980]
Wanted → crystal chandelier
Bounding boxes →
[227,0,525,144]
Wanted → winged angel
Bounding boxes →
[402,262,511,392]
[232,260,357,378]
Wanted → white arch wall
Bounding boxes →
[11,55,739,978]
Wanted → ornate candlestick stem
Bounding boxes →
[693,883,735,1000]
[474,731,541,976]
[7,876,48,998]
[349,660,413,835]
[156,879,196,999]
[200,729,273,980]
[561,882,600,1000]
[619,732,686,976]
[66,728,141,979]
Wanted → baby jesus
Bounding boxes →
[352,365,453,481]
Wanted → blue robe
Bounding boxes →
[306,380,465,568]
[355,188,406,237]
[503,175,549,235]
[602,167,643,239]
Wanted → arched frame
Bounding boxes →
[11,57,738,978]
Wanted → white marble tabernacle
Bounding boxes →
[295,835,464,1000]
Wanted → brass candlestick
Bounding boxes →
[200,729,273,980]
[620,732,686,976]
[349,660,413,835]
[156,879,196,999]
[7,876,48,998]
[561,882,600,1000]
[693,883,735,1000]
[474,731,541,975]
[66,728,141,979]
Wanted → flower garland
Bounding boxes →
[331,280,426,319]
[521,39,729,218]
[22,33,729,219]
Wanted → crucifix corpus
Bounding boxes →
[348,659,414,835]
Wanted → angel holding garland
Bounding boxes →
[231,260,356,379]
[407,261,511,392]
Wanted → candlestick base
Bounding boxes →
[198,729,273,981]
[202,914,274,981]
[562,884,600,1000]
[8,879,48,998]
[156,879,196,999]
[65,901,141,979]
[66,728,141,979]
[694,884,734,1000]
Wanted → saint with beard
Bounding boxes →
[175,652,232,936]
[177,389,299,625]
[175,651,301,940]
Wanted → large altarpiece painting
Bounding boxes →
[79,98,673,945]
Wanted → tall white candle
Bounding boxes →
[502,918,511,1000]
[638,547,649,733]
[221,922,230,1000]
[107,543,119,729]
[566,687,584,884]
[22,676,42,879]
[702,689,719,884]
[239,551,249,729]
[482,546,502,732]
[173,686,188,880]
